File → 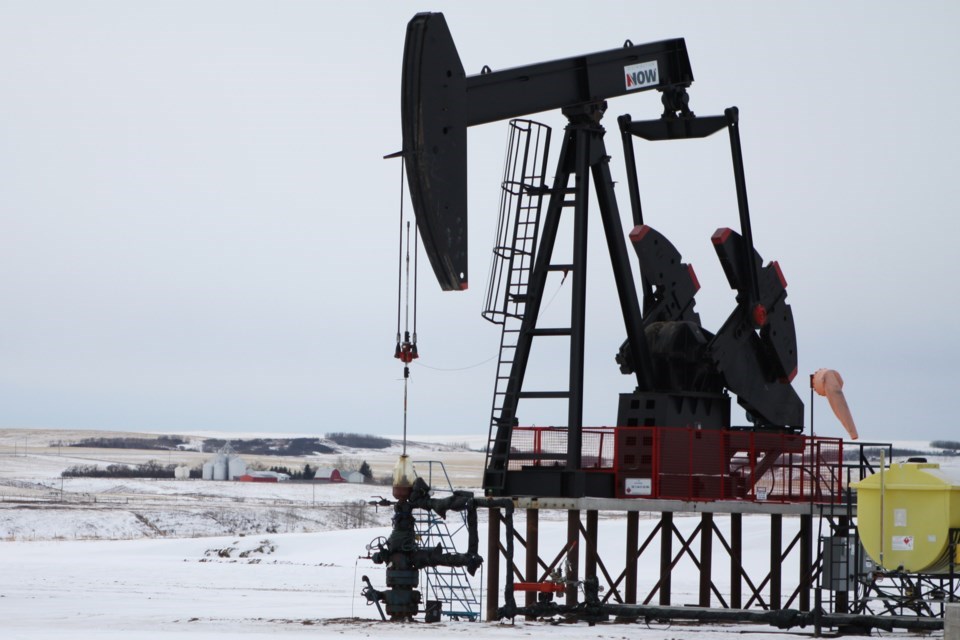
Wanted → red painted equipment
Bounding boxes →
[512,582,566,594]
[502,425,844,504]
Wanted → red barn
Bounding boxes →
[314,468,344,483]
[238,474,278,483]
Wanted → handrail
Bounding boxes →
[505,425,845,504]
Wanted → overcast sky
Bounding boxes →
[1,1,958,443]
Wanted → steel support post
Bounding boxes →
[836,516,850,613]
[660,511,674,605]
[626,511,639,603]
[585,510,599,586]
[566,510,581,604]
[525,508,539,616]
[699,512,714,607]
[731,512,743,608]
[770,513,782,610]
[799,513,813,611]
[565,127,590,474]
[487,507,500,621]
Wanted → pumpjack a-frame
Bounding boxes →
[402,12,803,500]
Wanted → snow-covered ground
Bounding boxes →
[0,429,955,638]
[2,516,948,640]
[0,430,485,540]
[0,517,807,638]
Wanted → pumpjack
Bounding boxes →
[402,13,804,498]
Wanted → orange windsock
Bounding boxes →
[812,368,858,440]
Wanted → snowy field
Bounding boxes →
[1,430,955,638]
[0,429,485,540]
[0,516,840,640]
[3,516,950,640]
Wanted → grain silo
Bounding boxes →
[202,444,247,481]
[227,456,246,479]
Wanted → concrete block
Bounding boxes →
[946,603,960,640]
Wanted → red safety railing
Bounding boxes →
[506,426,616,471]
[506,426,844,504]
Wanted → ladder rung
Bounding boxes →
[529,327,571,336]
[518,391,570,399]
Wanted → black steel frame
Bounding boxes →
[483,102,652,497]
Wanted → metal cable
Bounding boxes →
[395,161,405,345]
[413,223,418,341]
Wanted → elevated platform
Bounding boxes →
[514,495,856,517]
[493,426,846,504]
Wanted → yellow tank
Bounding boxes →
[853,462,960,573]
